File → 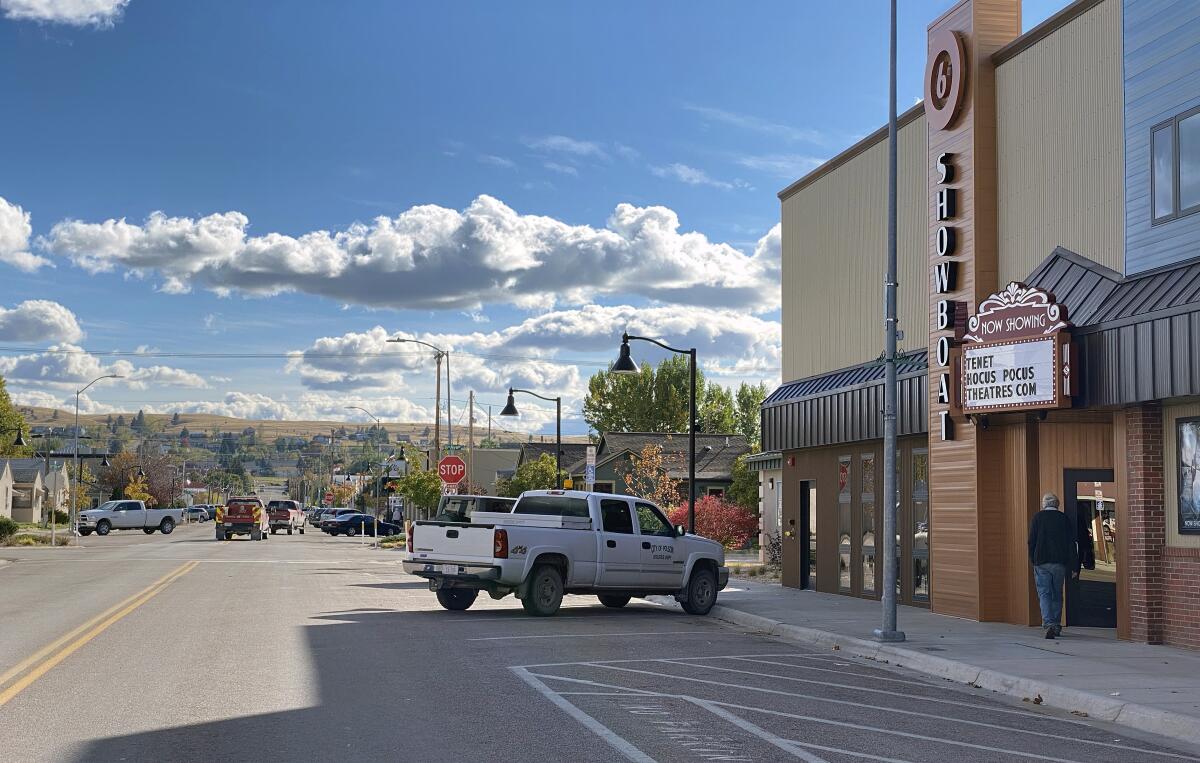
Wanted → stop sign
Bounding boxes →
[438,455,467,485]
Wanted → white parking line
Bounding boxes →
[688,697,830,762]
[788,742,916,763]
[723,656,939,687]
[594,662,1197,760]
[510,667,656,763]
[470,630,711,641]
[513,652,810,669]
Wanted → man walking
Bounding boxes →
[1028,492,1077,639]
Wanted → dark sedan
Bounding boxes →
[326,514,401,537]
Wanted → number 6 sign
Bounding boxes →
[924,29,966,131]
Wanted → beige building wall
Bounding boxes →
[994,0,1124,285]
[781,114,927,381]
[1164,402,1200,549]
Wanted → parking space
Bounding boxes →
[513,651,1200,763]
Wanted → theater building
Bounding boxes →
[765,0,1200,648]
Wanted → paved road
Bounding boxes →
[1,525,1197,762]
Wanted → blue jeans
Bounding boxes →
[1033,563,1066,628]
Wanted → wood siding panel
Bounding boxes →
[995,0,1124,284]
[780,116,927,381]
[1124,0,1200,273]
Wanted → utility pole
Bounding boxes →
[875,0,905,644]
[445,352,452,451]
[433,351,442,468]
[487,405,492,442]
[467,391,474,493]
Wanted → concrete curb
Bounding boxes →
[708,604,1200,750]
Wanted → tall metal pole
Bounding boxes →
[555,397,561,490]
[433,352,442,465]
[445,352,452,451]
[468,390,475,491]
[688,348,697,535]
[876,0,905,643]
[73,392,81,542]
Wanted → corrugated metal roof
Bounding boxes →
[764,351,928,407]
[1027,246,1200,327]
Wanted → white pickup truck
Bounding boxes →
[77,500,184,537]
[403,490,729,616]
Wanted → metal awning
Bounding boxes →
[745,451,783,472]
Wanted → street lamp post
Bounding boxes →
[387,337,450,463]
[612,332,697,534]
[499,388,561,488]
[73,374,123,543]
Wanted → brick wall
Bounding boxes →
[1163,549,1200,649]
[1125,403,1165,644]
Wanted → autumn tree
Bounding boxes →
[123,474,156,506]
[621,443,683,509]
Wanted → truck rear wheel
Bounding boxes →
[159,518,175,535]
[598,594,631,608]
[436,589,478,611]
[681,566,718,616]
[522,565,564,617]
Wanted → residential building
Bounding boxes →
[0,461,13,520]
[746,451,784,565]
[464,447,520,495]
[568,432,750,498]
[765,0,1200,648]
[516,442,590,475]
[9,467,44,523]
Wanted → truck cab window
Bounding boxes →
[601,500,634,534]
[635,503,674,537]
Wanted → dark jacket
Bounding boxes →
[1028,508,1077,567]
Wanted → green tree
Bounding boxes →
[583,356,713,435]
[497,453,561,497]
[132,409,146,431]
[726,454,759,512]
[734,382,768,446]
[392,458,442,514]
[171,412,181,426]
[0,375,30,457]
[699,383,736,434]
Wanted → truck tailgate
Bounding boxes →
[410,522,495,564]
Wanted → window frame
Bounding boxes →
[600,498,635,535]
[633,501,676,538]
[1150,105,1200,226]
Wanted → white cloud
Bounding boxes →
[683,104,826,145]
[42,196,781,312]
[0,196,50,272]
[1,0,129,27]
[543,162,578,176]
[523,135,607,159]
[651,163,738,190]
[0,344,207,390]
[735,153,826,179]
[0,300,84,343]
[478,154,516,169]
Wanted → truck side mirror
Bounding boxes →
[675,525,686,536]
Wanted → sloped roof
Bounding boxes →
[11,468,42,484]
[518,442,589,468]
[764,352,928,408]
[1026,246,1200,328]
[596,432,750,481]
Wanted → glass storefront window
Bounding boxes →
[808,483,818,589]
[861,454,876,595]
[912,449,930,601]
[838,456,851,592]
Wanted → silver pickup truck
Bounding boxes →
[403,490,729,616]
[78,500,184,536]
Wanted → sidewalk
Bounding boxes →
[710,579,1200,749]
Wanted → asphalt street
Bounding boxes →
[1,523,1197,762]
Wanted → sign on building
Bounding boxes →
[959,283,1074,414]
[585,445,596,490]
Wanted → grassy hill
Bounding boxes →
[13,406,588,446]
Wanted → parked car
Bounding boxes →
[327,513,401,537]
[433,495,516,523]
[78,501,184,537]
[216,497,269,541]
[266,499,305,535]
[320,508,362,533]
[404,490,728,616]
[182,506,210,523]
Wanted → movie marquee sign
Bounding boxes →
[959,283,1074,414]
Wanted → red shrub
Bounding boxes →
[667,496,757,549]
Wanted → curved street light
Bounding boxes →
[72,374,124,540]
[387,337,451,459]
[613,332,697,533]
[500,388,562,488]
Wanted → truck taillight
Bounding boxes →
[494,529,509,559]
[406,522,413,552]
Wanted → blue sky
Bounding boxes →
[0,0,1070,435]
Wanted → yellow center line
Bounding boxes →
[0,560,198,707]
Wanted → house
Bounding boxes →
[9,467,44,523]
[745,451,784,564]
[0,461,13,519]
[463,448,519,495]
[516,441,589,474]
[571,432,750,499]
[3,459,71,519]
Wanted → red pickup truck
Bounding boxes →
[267,499,305,535]
[216,497,269,541]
